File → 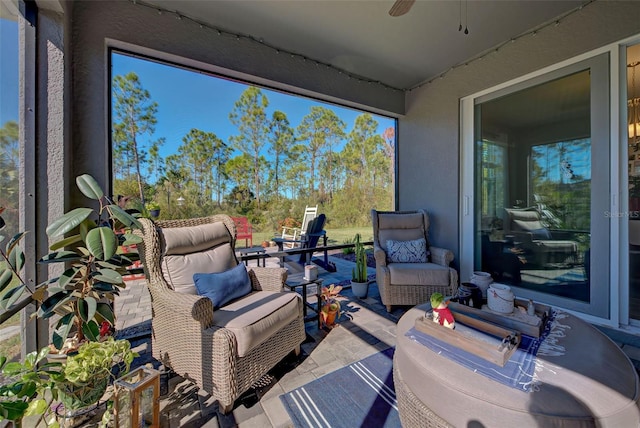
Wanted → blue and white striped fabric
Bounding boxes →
[280,347,400,428]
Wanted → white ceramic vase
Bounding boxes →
[487,283,514,314]
[470,271,493,298]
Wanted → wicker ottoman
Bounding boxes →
[395,304,640,427]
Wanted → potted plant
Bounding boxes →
[0,337,137,426]
[0,174,142,353]
[350,233,369,298]
[54,337,137,413]
[144,201,161,218]
[319,284,342,329]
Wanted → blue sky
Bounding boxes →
[1,19,18,125]
[1,18,393,161]
[111,52,395,162]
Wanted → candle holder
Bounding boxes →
[114,366,160,428]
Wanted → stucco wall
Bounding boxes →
[70,0,403,192]
[401,1,640,264]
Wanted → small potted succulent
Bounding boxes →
[350,233,369,298]
[320,284,343,329]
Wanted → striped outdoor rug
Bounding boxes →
[280,347,400,428]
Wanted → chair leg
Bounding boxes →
[219,402,234,414]
[386,305,392,312]
[294,344,301,356]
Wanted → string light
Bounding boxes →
[132,0,399,92]
[407,0,595,92]
[132,0,594,93]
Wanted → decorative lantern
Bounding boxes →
[114,366,160,428]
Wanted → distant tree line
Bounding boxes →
[0,121,18,234]
[111,72,395,232]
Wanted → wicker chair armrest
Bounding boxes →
[373,245,388,266]
[430,246,454,266]
[147,283,214,328]
[248,267,288,292]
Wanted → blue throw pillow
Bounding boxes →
[193,263,252,309]
[386,238,428,263]
[529,227,552,240]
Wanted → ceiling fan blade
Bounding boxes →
[389,0,415,17]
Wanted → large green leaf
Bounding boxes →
[95,303,114,325]
[77,296,97,323]
[0,269,14,293]
[39,251,81,264]
[49,234,82,251]
[91,282,118,293]
[86,227,117,260]
[24,399,48,417]
[58,267,81,289]
[0,401,29,420]
[121,232,142,246]
[6,231,27,254]
[81,320,99,342]
[2,362,25,376]
[7,244,24,272]
[96,259,123,269]
[45,208,93,238]
[37,291,72,319]
[107,205,142,229]
[76,174,104,200]
[92,268,122,285]
[52,313,75,350]
[0,285,26,310]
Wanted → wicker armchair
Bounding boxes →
[371,209,458,312]
[135,215,305,413]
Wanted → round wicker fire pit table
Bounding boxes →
[394,303,640,428]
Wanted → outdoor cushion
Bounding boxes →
[531,240,578,252]
[162,245,236,294]
[213,291,301,357]
[529,227,552,240]
[159,222,237,293]
[194,263,252,309]
[161,222,230,255]
[376,212,428,253]
[387,238,428,263]
[388,263,451,286]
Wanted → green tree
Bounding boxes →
[296,106,346,198]
[229,87,270,207]
[0,121,19,232]
[178,129,224,205]
[269,111,294,200]
[225,153,253,192]
[112,72,159,206]
[382,126,396,208]
[147,137,166,184]
[343,114,383,180]
[282,144,307,199]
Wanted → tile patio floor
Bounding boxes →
[114,249,406,428]
[111,248,640,428]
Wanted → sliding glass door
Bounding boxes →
[462,53,610,318]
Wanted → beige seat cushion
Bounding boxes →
[213,291,301,357]
[389,263,450,286]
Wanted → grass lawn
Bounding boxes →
[249,227,373,249]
